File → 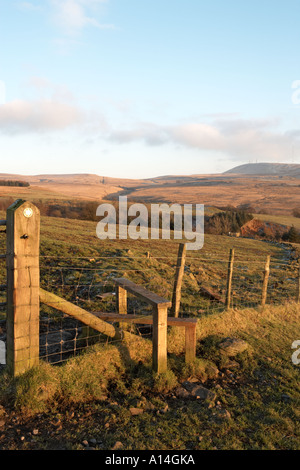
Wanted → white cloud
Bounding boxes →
[4,72,299,164]
[108,118,300,163]
[0,76,109,135]
[50,0,114,36]
[169,119,298,162]
[0,99,84,134]
[16,1,114,53]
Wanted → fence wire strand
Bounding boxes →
[1,228,300,368]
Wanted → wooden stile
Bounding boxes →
[115,278,171,373]
[95,311,197,364]
[4,199,198,377]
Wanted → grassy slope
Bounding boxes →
[256,212,300,230]
[37,215,300,313]
[0,213,299,450]
[0,302,299,450]
[0,211,290,318]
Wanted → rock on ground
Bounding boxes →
[181,382,217,402]
[218,337,249,357]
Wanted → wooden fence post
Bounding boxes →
[171,243,186,318]
[116,285,127,315]
[152,304,168,373]
[225,248,234,309]
[6,200,40,376]
[185,324,196,364]
[116,284,129,330]
[261,255,270,308]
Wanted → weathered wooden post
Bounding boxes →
[6,200,40,376]
[152,304,168,373]
[261,255,270,308]
[225,248,234,309]
[185,323,196,364]
[170,243,186,318]
[116,285,127,315]
[116,284,128,330]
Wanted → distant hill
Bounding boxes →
[224,163,300,177]
[1,167,300,215]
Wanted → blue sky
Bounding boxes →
[0,0,300,178]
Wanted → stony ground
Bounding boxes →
[0,369,247,450]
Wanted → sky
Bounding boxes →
[0,0,300,179]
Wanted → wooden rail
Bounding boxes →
[39,288,123,341]
[95,311,197,364]
[115,277,172,308]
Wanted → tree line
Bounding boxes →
[205,210,254,235]
[0,180,30,187]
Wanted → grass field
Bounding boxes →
[0,211,299,450]
[0,211,297,317]
[0,302,299,450]
[37,215,300,313]
[256,212,300,230]
[0,209,298,319]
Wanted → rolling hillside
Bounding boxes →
[224,163,300,177]
[1,166,300,216]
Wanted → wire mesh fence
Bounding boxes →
[0,208,299,370]
[33,242,300,366]
[38,292,155,366]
